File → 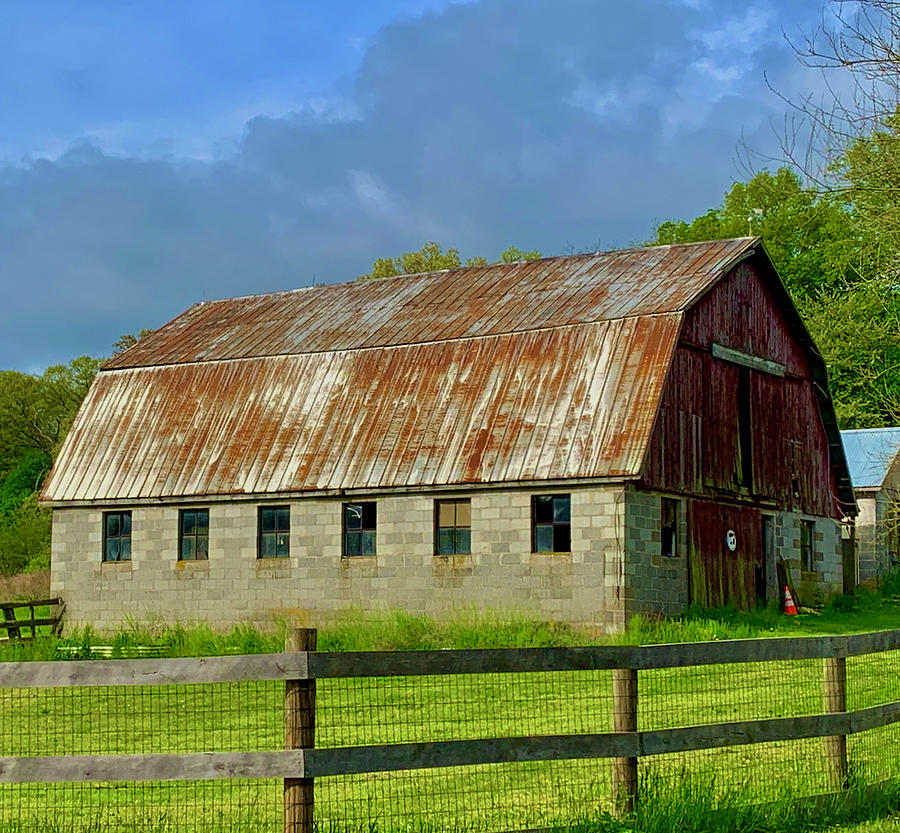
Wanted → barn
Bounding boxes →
[841,427,900,584]
[41,237,855,631]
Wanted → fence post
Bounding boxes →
[612,667,638,814]
[284,627,316,833]
[823,655,849,789]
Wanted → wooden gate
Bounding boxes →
[689,501,763,610]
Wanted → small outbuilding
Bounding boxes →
[41,237,856,631]
[841,428,900,584]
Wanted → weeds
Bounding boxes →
[0,568,49,601]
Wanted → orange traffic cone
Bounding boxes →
[782,585,798,615]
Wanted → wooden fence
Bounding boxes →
[1,628,900,832]
[0,597,65,642]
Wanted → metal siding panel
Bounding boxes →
[840,428,900,490]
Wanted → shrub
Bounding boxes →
[878,568,900,599]
[0,493,51,576]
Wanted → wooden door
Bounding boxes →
[689,501,763,610]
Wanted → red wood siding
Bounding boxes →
[689,501,763,610]
[641,262,842,519]
[682,262,810,375]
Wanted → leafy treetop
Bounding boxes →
[359,241,541,280]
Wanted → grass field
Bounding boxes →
[3,590,900,831]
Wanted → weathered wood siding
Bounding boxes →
[688,500,762,609]
[641,261,842,520]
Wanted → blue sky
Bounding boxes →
[1,0,830,371]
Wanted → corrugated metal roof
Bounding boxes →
[44,315,682,501]
[104,237,757,369]
[840,428,900,490]
[43,238,770,503]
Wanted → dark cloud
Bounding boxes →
[0,0,820,370]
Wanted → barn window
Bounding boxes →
[532,495,571,553]
[435,499,471,555]
[179,509,209,561]
[344,502,376,556]
[103,511,132,562]
[661,498,678,558]
[258,506,290,558]
[800,519,815,572]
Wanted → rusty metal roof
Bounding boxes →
[44,238,759,503]
[104,237,757,369]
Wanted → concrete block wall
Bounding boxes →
[622,488,689,619]
[50,484,628,633]
[855,494,878,584]
[855,492,899,584]
[781,510,843,605]
[619,489,842,615]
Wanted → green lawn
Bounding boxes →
[2,600,900,832]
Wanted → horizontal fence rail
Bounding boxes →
[3,628,900,832]
[0,597,65,642]
[4,700,900,783]
[5,629,900,688]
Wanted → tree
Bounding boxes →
[112,328,155,355]
[650,168,899,427]
[0,356,101,468]
[775,0,900,187]
[358,241,541,280]
[0,354,102,577]
[653,168,861,298]
[762,1,900,274]
[500,245,542,263]
[800,274,900,426]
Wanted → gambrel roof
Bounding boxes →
[43,237,842,504]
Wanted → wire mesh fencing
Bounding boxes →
[2,633,900,833]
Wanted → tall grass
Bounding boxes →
[0,608,595,662]
[5,575,900,662]
[0,568,49,601]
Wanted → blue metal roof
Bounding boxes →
[840,428,900,490]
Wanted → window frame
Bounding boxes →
[102,511,132,562]
[178,508,210,561]
[800,518,816,572]
[434,498,472,556]
[343,502,377,557]
[257,505,291,559]
[661,498,679,558]
[531,494,571,553]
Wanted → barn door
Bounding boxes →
[689,501,763,610]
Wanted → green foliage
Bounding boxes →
[361,241,465,279]
[112,328,154,356]
[0,356,100,468]
[653,168,860,299]
[0,356,100,577]
[358,240,541,279]
[0,449,51,517]
[500,245,542,263]
[650,166,900,427]
[0,493,51,576]
[834,109,900,274]
[798,274,900,426]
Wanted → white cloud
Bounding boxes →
[0,0,810,371]
[698,5,775,53]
